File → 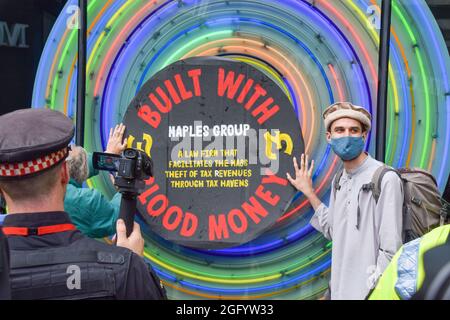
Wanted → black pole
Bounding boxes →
[76,0,87,147]
[375,0,392,162]
[444,174,450,203]
[119,195,137,237]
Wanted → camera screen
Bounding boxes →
[93,152,121,172]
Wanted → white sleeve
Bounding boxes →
[309,178,334,240]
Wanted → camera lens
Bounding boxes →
[124,149,137,158]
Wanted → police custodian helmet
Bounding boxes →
[0,108,74,180]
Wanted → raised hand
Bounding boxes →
[106,123,127,155]
[286,153,315,197]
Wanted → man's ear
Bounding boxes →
[362,131,368,142]
[61,161,70,185]
[326,131,332,143]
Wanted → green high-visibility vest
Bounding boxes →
[369,224,450,300]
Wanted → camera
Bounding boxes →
[93,148,154,236]
[93,148,153,179]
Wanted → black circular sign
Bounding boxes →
[123,56,304,249]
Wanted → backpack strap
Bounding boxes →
[333,168,344,200]
[441,199,450,225]
[355,166,398,230]
[371,166,399,204]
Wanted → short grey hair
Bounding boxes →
[66,145,88,184]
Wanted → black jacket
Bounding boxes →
[3,211,166,300]
[0,226,10,299]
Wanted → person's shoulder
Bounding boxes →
[73,233,132,257]
[366,158,402,187]
[127,249,153,271]
[127,251,151,272]
[367,156,398,179]
[66,183,106,208]
[377,167,402,190]
[382,169,402,183]
[423,224,450,240]
[126,251,167,299]
[65,182,92,199]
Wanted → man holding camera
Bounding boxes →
[0,108,166,299]
[64,124,127,238]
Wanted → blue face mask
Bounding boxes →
[330,136,365,161]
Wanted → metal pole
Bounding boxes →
[76,0,87,147]
[375,0,392,162]
[444,174,450,203]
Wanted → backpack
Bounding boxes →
[333,166,450,243]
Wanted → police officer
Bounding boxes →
[0,108,166,300]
